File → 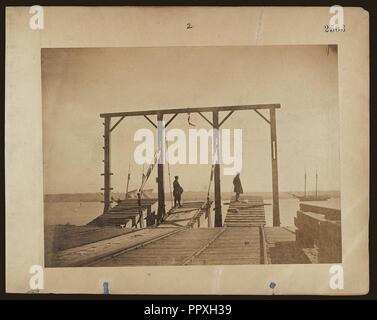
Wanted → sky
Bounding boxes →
[42,45,339,194]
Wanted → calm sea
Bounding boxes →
[44,197,340,227]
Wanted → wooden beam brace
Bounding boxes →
[110,115,126,132]
[198,112,214,127]
[254,109,271,125]
[143,115,157,128]
[219,110,234,127]
[165,113,178,127]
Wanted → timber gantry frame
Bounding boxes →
[100,103,281,227]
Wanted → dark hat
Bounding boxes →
[175,176,179,179]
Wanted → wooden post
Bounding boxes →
[213,111,222,227]
[157,113,166,221]
[103,117,111,214]
[269,108,281,226]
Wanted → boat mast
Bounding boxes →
[125,163,131,199]
[304,171,307,197]
[315,171,318,199]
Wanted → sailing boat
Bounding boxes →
[293,171,331,201]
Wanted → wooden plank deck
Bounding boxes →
[87,198,157,227]
[224,197,266,227]
[44,225,134,253]
[129,197,268,265]
[92,228,221,266]
[264,226,296,245]
[92,226,265,266]
[48,227,181,267]
[187,227,263,265]
[263,226,307,264]
[49,198,277,267]
[160,201,208,228]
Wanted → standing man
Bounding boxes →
[233,172,243,202]
[173,176,183,208]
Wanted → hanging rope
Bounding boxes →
[207,164,215,202]
[187,113,196,127]
[139,150,159,193]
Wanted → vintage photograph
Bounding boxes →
[42,45,341,268]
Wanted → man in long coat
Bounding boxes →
[233,172,243,202]
[173,176,183,208]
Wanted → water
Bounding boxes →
[44,198,340,227]
[44,200,166,226]
[44,202,103,226]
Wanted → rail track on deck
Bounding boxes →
[90,197,270,266]
[50,198,272,267]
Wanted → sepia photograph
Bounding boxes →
[5,6,369,296]
[42,45,341,268]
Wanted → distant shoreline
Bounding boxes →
[45,191,341,202]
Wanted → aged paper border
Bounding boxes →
[5,6,369,295]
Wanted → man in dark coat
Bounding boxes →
[173,176,183,208]
[233,172,243,202]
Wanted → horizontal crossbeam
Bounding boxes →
[100,104,280,118]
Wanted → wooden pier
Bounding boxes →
[89,200,270,266]
[48,198,271,267]
[91,226,267,267]
[88,198,157,228]
[47,197,341,267]
[92,228,220,266]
